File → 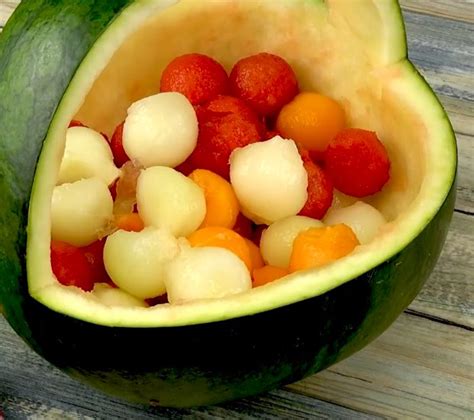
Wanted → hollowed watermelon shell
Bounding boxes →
[0,0,456,407]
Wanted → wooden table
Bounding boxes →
[1,1,472,418]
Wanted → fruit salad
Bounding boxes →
[50,52,390,307]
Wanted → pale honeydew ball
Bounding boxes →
[136,166,206,237]
[164,247,252,304]
[323,201,386,244]
[51,178,113,247]
[103,227,180,299]
[92,284,148,308]
[229,136,308,224]
[260,215,324,268]
[123,92,198,168]
[58,126,121,186]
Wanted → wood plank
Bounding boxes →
[0,317,376,420]
[288,313,474,419]
[437,96,474,214]
[441,95,474,139]
[0,392,378,420]
[403,2,473,224]
[453,133,474,215]
[401,0,474,24]
[404,10,474,100]
[408,212,474,328]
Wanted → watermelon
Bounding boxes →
[0,0,456,408]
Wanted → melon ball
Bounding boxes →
[325,128,390,197]
[229,53,298,116]
[289,224,359,272]
[276,92,346,153]
[229,136,308,224]
[323,201,386,244]
[186,95,264,179]
[123,92,198,168]
[92,284,148,308]
[103,227,180,299]
[164,247,251,304]
[136,166,206,237]
[298,153,333,220]
[51,178,113,247]
[160,53,229,105]
[260,215,323,268]
[58,126,121,186]
[110,122,130,167]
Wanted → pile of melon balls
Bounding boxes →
[50,52,390,308]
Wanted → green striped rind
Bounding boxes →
[0,0,134,342]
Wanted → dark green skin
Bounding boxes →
[0,0,134,345]
[0,0,456,407]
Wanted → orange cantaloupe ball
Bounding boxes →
[276,92,345,153]
[289,224,359,272]
[253,265,289,287]
[189,169,239,229]
[244,239,264,271]
[188,226,252,270]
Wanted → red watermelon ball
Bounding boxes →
[229,52,299,116]
[325,128,390,197]
[160,53,229,106]
[50,241,95,292]
[110,122,130,168]
[187,95,265,179]
[298,151,334,220]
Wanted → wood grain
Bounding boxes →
[402,9,474,214]
[402,0,474,23]
[405,12,474,100]
[408,212,474,328]
[0,0,472,418]
[437,94,474,214]
[287,313,474,419]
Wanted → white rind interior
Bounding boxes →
[27,0,456,327]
